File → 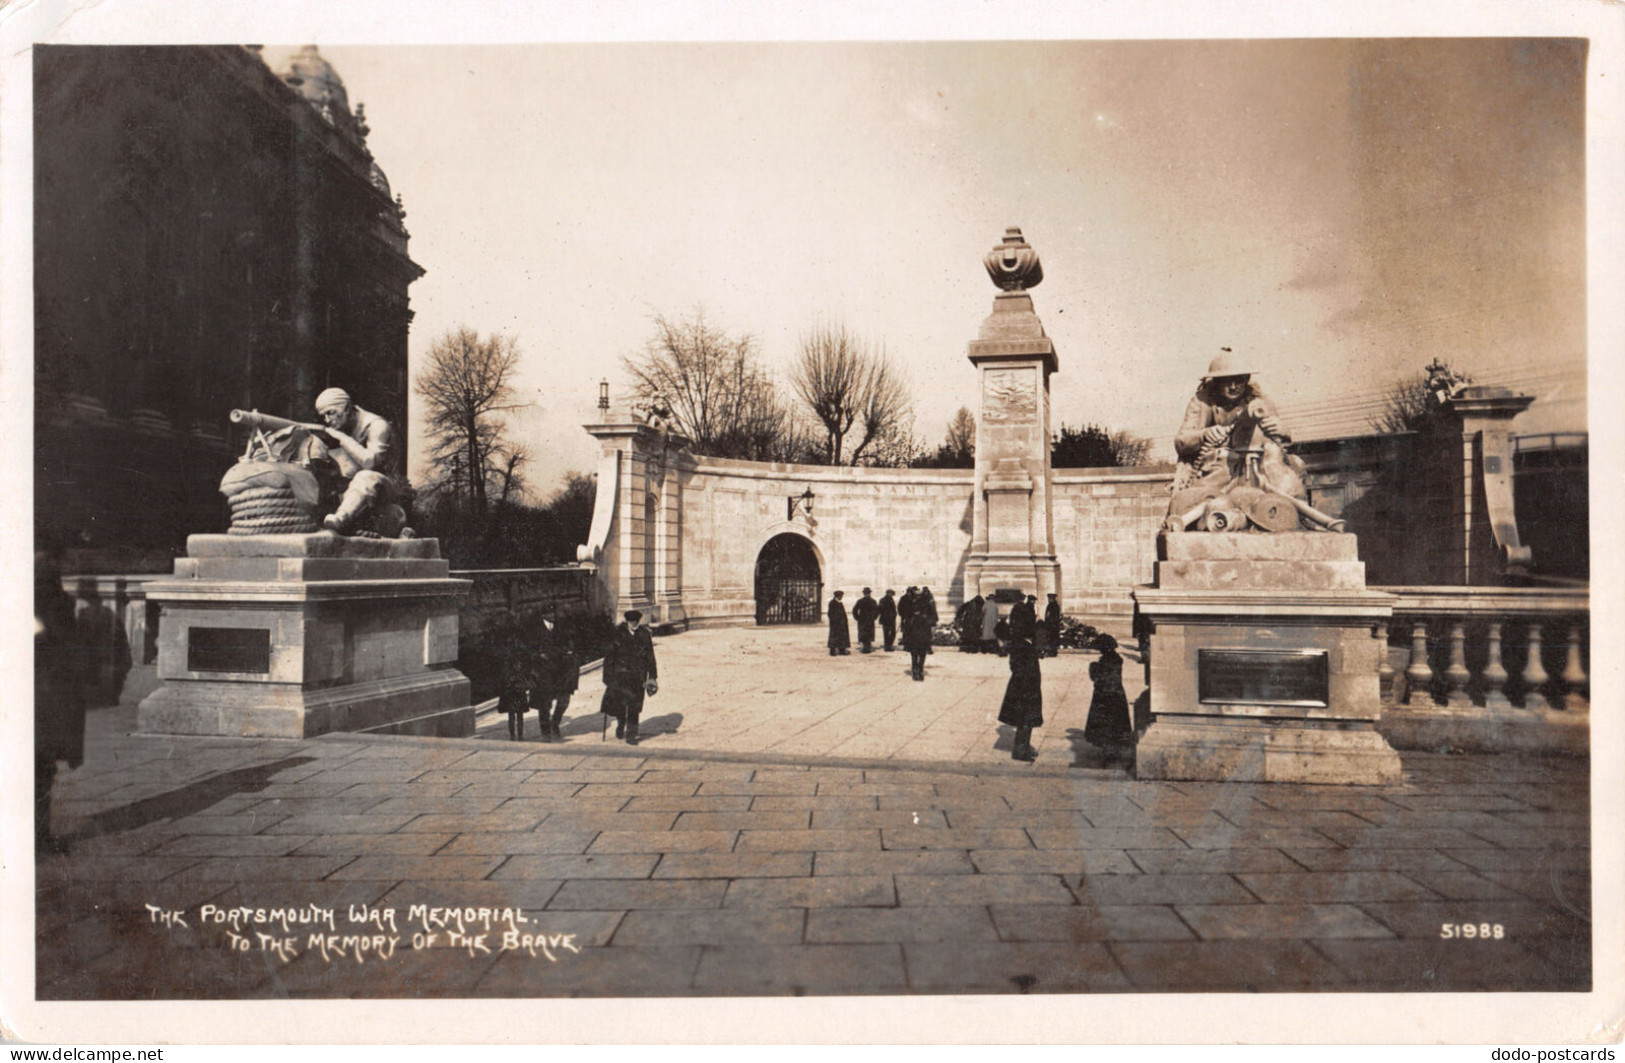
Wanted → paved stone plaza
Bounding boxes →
[35,627,1590,997]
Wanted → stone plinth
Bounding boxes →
[138,533,474,739]
[1132,532,1401,785]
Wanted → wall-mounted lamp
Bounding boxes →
[787,486,815,521]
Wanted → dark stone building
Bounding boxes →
[35,45,424,573]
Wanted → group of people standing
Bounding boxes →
[500,609,659,746]
[999,626,1133,764]
[826,586,939,680]
[824,584,1134,763]
[955,593,1063,657]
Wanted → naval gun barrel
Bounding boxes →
[231,409,305,434]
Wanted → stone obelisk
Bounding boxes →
[963,227,1061,603]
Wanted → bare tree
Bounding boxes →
[790,322,913,465]
[622,309,797,461]
[912,406,975,468]
[945,405,976,459]
[1107,429,1151,466]
[415,326,528,517]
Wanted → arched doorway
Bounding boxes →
[755,533,822,625]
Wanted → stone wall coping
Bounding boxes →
[1379,585,1590,615]
[682,455,975,484]
[450,566,591,578]
[677,453,1176,486]
[143,577,473,603]
[1053,467,1175,484]
[1133,586,1396,619]
[61,574,168,592]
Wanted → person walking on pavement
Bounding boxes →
[919,586,939,654]
[998,632,1044,762]
[1043,593,1063,658]
[499,637,533,742]
[827,590,851,656]
[852,588,879,653]
[898,586,919,630]
[1083,634,1134,760]
[35,542,87,854]
[601,610,658,744]
[902,596,934,680]
[534,614,579,742]
[878,589,898,652]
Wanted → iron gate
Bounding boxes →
[755,533,822,625]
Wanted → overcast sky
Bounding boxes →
[272,37,1585,496]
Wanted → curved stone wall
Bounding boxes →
[578,416,1177,632]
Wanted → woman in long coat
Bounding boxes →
[901,601,934,681]
[1083,634,1134,756]
[998,634,1043,762]
[826,591,850,656]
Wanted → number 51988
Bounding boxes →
[1440,923,1504,939]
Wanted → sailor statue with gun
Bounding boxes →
[228,387,407,538]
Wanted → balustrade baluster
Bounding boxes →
[1377,621,1396,703]
[1521,621,1551,711]
[1443,619,1473,708]
[1562,621,1589,710]
[1404,619,1433,705]
[1482,619,1511,710]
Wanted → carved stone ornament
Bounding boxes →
[983,227,1044,292]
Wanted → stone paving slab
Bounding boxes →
[28,627,1594,998]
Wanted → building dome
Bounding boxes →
[276,45,350,116]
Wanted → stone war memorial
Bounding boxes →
[136,389,475,739]
[1131,352,1402,785]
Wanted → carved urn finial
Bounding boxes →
[983,227,1043,292]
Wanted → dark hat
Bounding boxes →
[862,587,871,594]
[624,610,642,623]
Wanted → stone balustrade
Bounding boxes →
[1374,584,1589,754]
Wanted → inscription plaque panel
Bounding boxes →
[188,627,271,674]
[1198,649,1329,707]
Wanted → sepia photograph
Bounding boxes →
[3,0,1620,1047]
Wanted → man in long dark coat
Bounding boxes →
[918,586,939,655]
[1043,593,1063,658]
[957,595,985,652]
[827,590,850,656]
[902,600,934,681]
[878,589,898,652]
[601,610,658,744]
[1011,594,1038,642]
[898,586,919,628]
[852,588,879,653]
[533,614,580,742]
